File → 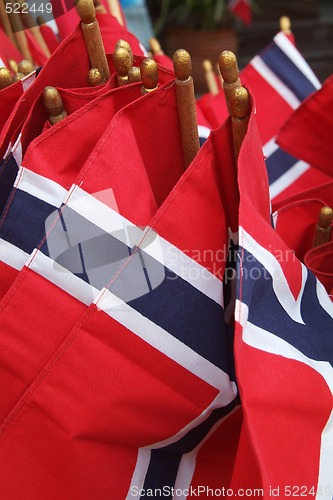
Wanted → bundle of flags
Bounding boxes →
[0,0,332,498]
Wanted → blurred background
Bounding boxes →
[138,0,333,94]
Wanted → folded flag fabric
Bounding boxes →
[277,73,333,177]
[228,0,252,26]
[0,77,243,497]
[271,180,333,295]
[240,31,332,202]
[233,90,333,497]
[0,27,22,70]
[304,242,333,298]
[38,22,60,53]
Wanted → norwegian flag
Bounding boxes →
[228,0,252,26]
[240,31,332,202]
[0,77,242,497]
[277,73,333,178]
[233,91,333,496]
[197,32,332,202]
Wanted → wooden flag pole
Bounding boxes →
[173,48,200,169]
[87,68,104,86]
[7,5,34,62]
[140,58,158,95]
[229,85,251,162]
[219,50,240,115]
[106,0,124,26]
[0,67,12,89]
[0,0,18,48]
[76,0,110,83]
[115,39,133,64]
[203,59,219,96]
[149,37,164,56]
[113,46,133,86]
[128,66,141,83]
[42,86,68,125]
[312,206,333,248]
[18,0,51,58]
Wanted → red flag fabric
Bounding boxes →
[304,241,333,297]
[228,0,252,25]
[277,73,333,177]
[152,53,174,71]
[25,29,48,66]
[0,27,22,69]
[233,90,333,497]
[0,71,37,136]
[271,180,333,294]
[38,23,60,53]
[0,75,245,497]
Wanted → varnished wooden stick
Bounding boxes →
[7,6,33,62]
[140,58,158,95]
[280,16,292,35]
[76,0,110,83]
[312,206,333,248]
[128,66,141,83]
[203,59,219,96]
[149,37,164,56]
[93,0,107,14]
[17,59,35,75]
[8,59,18,73]
[219,50,241,115]
[87,67,104,86]
[173,49,200,169]
[113,46,133,86]
[0,67,12,89]
[229,86,251,162]
[0,0,18,48]
[42,86,68,125]
[11,71,25,83]
[18,0,51,57]
[106,0,124,26]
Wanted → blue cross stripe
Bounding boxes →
[0,153,19,218]
[39,205,235,375]
[265,148,300,185]
[238,248,333,365]
[0,189,56,253]
[141,400,239,498]
[261,42,318,102]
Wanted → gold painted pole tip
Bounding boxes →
[115,39,132,54]
[8,59,18,73]
[173,49,191,81]
[230,86,250,119]
[17,59,35,76]
[37,16,45,25]
[280,16,291,34]
[42,86,64,115]
[219,50,239,83]
[76,0,96,24]
[128,66,141,83]
[12,72,25,83]
[113,46,133,77]
[203,60,213,72]
[0,68,12,89]
[149,37,163,55]
[318,206,333,228]
[87,68,103,86]
[140,58,158,90]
